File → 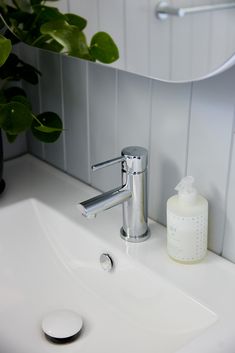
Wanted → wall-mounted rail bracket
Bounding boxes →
[156,1,235,20]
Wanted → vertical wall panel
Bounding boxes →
[226,8,235,59]
[189,0,212,80]
[19,45,40,112]
[98,0,125,69]
[19,44,43,159]
[149,0,171,80]
[117,70,151,150]
[88,62,119,191]
[38,50,65,170]
[222,134,235,262]
[149,81,191,225]
[187,66,235,254]
[62,56,89,183]
[2,133,27,160]
[125,0,149,76]
[171,0,194,81]
[209,6,233,71]
[191,2,212,79]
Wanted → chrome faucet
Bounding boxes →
[78,146,150,242]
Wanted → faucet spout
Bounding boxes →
[78,186,131,218]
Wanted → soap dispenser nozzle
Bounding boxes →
[175,176,197,203]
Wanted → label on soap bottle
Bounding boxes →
[167,210,207,263]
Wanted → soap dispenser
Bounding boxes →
[167,176,208,263]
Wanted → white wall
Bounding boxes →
[17,42,235,264]
[3,0,235,260]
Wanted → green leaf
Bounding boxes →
[12,0,31,12]
[33,5,65,24]
[0,1,8,12]
[0,53,19,79]
[36,38,63,52]
[64,13,87,31]
[0,34,12,67]
[6,132,18,143]
[31,34,51,46]
[30,0,43,5]
[2,29,20,45]
[0,52,41,82]
[0,91,7,104]
[40,20,91,58]
[11,95,31,109]
[0,102,33,134]
[90,32,119,64]
[17,64,40,84]
[8,9,33,24]
[46,39,63,52]
[31,111,62,143]
[34,125,62,133]
[4,87,27,101]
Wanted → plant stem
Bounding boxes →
[31,34,46,46]
[31,113,43,126]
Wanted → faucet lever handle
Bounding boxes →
[92,156,125,172]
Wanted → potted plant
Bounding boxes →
[0,0,119,193]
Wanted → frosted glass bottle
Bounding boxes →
[167,176,208,264]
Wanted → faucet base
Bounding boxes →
[120,227,150,243]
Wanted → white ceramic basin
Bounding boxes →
[0,155,235,353]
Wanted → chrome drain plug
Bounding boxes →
[100,253,114,272]
[42,309,83,344]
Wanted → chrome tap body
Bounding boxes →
[78,146,150,242]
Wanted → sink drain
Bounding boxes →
[100,253,114,272]
[42,309,83,344]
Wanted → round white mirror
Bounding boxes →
[69,0,235,82]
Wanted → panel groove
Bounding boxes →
[86,62,91,184]
[123,0,128,70]
[221,112,235,257]
[114,69,119,155]
[62,56,89,182]
[148,78,154,156]
[185,82,194,176]
[59,56,67,172]
[36,48,45,160]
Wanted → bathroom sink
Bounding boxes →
[0,155,235,353]
[0,198,216,353]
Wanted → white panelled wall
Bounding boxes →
[3,0,235,263]
[11,42,235,264]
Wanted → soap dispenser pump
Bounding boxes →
[167,176,208,263]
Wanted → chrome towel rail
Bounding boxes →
[156,1,235,20]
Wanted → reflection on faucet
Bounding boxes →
[78,146,150,243]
